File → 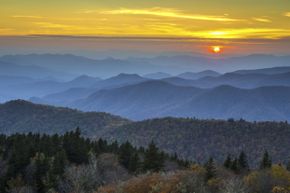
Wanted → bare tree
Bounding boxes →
[58,153,101,193]
[222,178,249,193]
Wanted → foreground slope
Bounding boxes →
[0,100,129,135]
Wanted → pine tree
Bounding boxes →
[260,151,272,169]
[204,157,216,181]
[143,141,164,172]
[63,128,89,164]
[238,151,249,171]
[128,153,141,173]
[119,141,134,169]
[224,154,232,169]
[230,158,239,173]
[52,150,67,176]
[33,153,50,193]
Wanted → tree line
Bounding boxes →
[0,128,187,193]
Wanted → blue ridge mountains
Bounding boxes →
[1,53,290,121]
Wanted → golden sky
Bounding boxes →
[0,0,290,40]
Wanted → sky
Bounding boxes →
[0,0,289,57]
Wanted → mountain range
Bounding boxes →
[20,66,290,121]
[1,100,289,166]
[1,54,290,78]
[1,53,290,122]
[68,82,290,121]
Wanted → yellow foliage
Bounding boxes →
[191,164,206,177]
[272,186,290,193]
[244,171,259,187]
[207,178,222,190]
[96,170,203,193]
[271,165,290,182]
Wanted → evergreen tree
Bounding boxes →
[260,151,272,169]
[204,157,216,181]
[230,158,239,173]
[33,153,50,193]
[128,153,141,173]
[223,154,232,169]
[119,141,134,169]
[110,141,119,153]
[51,150,67,176]
[143,141,164,172]
[238,151,249,171]
[63,128,89,164]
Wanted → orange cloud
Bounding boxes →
[100,7,242,22]
[12,15,46,19]
[252,17,271,23]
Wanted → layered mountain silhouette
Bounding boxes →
[30,73,148,105]
[1,54,290,78]
[177,70,220,80]
[162,71,290,88]
[0,100,128,135]
[67,81,290,121]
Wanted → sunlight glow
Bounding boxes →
[212,46,222,53]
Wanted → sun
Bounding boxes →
[211,46,222,54]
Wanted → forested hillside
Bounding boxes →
[0,100,129,136]
[1,100,290,168]
[105,117,290,166]
[0,129,186,193]
[1,129,290,193]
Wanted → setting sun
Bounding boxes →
[212,46,222,54]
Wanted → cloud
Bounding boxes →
[99,7,242,22]
[0,28,13,31]
[198,28,290,39]
[33,22,73,29]
[252,17,271,23]
[12,15,45,19]
[284,12,290,17]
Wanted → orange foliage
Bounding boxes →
[97,170,197,193]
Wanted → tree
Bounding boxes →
[230,158,239,174]
[238,151,249,171]
[128,153,141,173]
[119,141,134,169]
[224,154,232,169]
[143,141,164,172]
[33,153,50,193]
[204,157,216,181]
[222,178,249,193]
[260,151,272,169]
[63,129,89,164]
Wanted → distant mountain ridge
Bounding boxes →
[177,70,220,80]
[69,82,290,121]
[1,54,290,78]
[0,100,129,136]
[162,71,290,88]
[143,72,172,79]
